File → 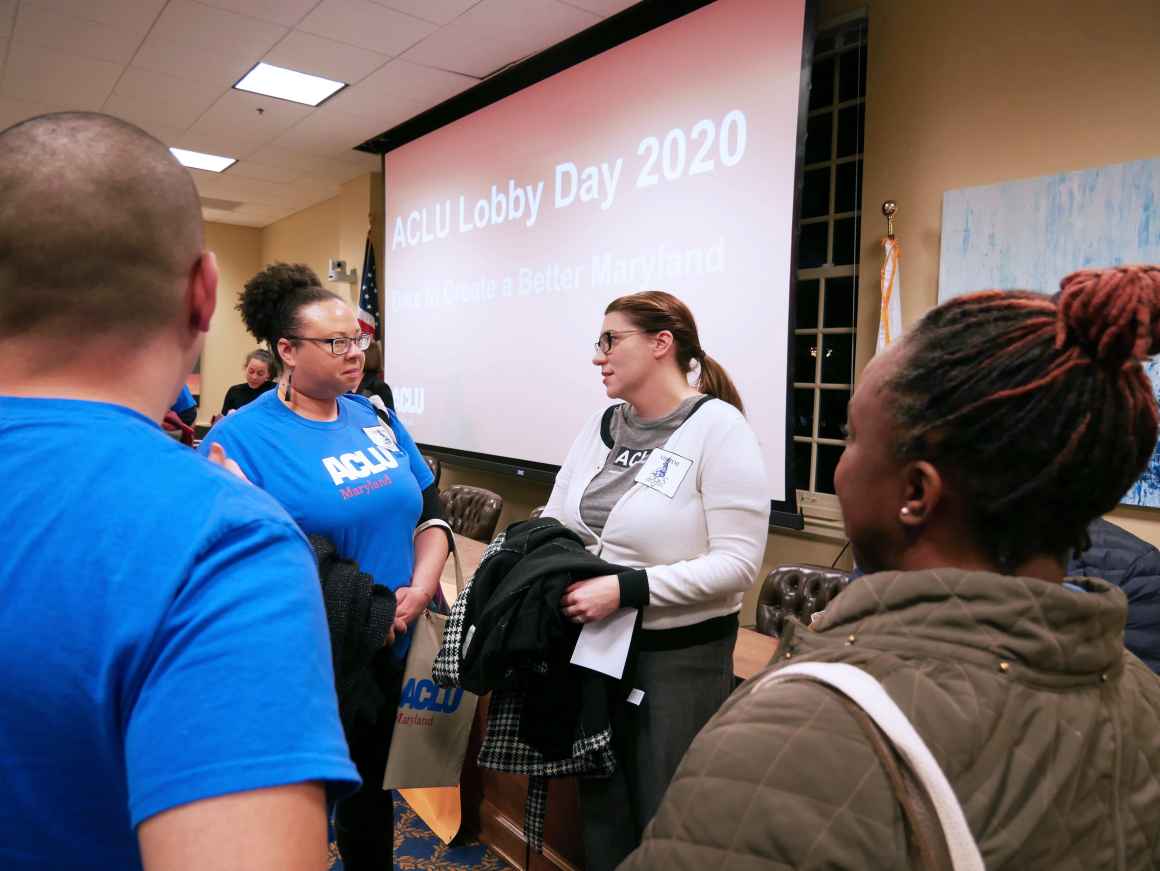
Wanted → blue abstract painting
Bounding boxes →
[938,156,1160,507]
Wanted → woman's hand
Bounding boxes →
[561,575,621,624]
[393,585,431,635]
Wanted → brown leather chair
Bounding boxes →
[422,454,441,487]
[440,484,503,543]
[756,563,853,638]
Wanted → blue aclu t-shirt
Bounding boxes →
[199,391,434,651]
[0,397,359,870]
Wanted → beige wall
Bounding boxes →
[856,0,1160,545]
[199,222,262,425]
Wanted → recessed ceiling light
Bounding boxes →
[170,147,237,173]
[234,62,346,107]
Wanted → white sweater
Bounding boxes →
[544,397,769,630]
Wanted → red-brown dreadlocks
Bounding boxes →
[884,265,1160,569]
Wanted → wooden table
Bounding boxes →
[431,533,779,870]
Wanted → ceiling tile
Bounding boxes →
[271,104,386,155]
[367,0,477,26]
[297,0,436,57]
[21,0,167,33]
[150,0,286,59]
[197,0,320,27]
[0,0,16,36]
[0,94,71,131]
[175,125,278,159]
[244,143,361,175]
[1,41,121,110]
[325,85,424,125]
[190,89,314,143]
[229,159,302,183]
[104,66,223,130]
[339,58,476,111]
[262,29,389,84]
[13,5,144,64]
[336,149,381,170]
[556,0,635,15]
[402,0,599,77]
[131,35,254,91]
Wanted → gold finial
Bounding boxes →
[882,200,897,239]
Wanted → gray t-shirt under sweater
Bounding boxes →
[579,395,703,536]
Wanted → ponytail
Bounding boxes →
[697,352,744,414]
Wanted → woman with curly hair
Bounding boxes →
[200,262,448,870]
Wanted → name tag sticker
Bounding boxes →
[634,448,693,498]
[363,425,398,453]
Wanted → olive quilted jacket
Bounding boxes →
[620,569,1160,870]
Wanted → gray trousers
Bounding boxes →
[578,625,737,871]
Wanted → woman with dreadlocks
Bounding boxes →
[621,266,1160,870]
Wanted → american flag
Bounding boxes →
[357,237,381,340]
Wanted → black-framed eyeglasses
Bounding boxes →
[287,333,373,356]
[594,330,646,354]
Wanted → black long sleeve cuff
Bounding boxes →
[617,569,649,609]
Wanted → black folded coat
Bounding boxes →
[309,534,397,734]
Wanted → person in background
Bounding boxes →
[543,291,769,870]
[0,112,358,871]
[622,266,1160,870]
[200,262,449,871]
[220,348,277,416]
[357,340,394,413]
[169,382,197,426]
[1070,517,1160,673]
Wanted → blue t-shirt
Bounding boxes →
[170,384,196,413]
[199,390,435,652]
[0,396,359,870]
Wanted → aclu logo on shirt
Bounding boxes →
[634,448,693,498]
[612,448,651,468]
[396,387,425,415]
[321,447,399,485]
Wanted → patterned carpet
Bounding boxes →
[328,791,510,870]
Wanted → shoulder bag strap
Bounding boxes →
[756,662,983,871]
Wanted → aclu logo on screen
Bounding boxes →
[396,387,425,415]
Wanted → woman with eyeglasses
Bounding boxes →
[199,262,448,871]
[543,290,769,870]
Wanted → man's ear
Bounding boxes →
[900,460,942,526]
[189,251,218,334]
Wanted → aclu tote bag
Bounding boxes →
[383,522,478,790]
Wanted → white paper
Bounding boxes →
[570,607,637,679]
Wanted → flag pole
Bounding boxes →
[877,201,902,353]
[882,200,896,239]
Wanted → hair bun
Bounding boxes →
[236,262,321,344]
[1056,266,1160,366]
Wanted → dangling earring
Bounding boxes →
[284,367,293,401]
[900,506,911,516]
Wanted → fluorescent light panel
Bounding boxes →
[234,62,346,106]
[170,147,236,173]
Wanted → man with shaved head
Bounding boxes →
[0,113,358,870]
